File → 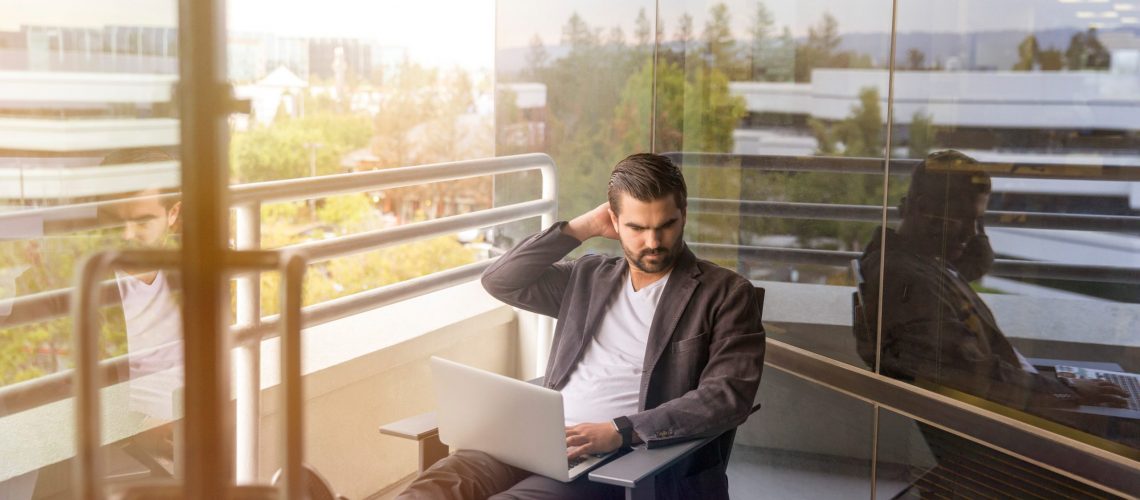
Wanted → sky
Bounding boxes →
[1,0,1134,69]
[496,0,1139,48]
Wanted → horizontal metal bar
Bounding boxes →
[988,260,1140,285]
[763,338,1140,497]
[666,152,1140,182]
[690,198,1140,232]
[230,153,555,205]
[690,242,860,268]
[284,199,553,263]
[690,242,1140,285]
[234,259,492,344]
[0,192,181,230]
[0,348,129,418]
[0,250,287,328]
[0,154,555,233]
[0,256,483,417]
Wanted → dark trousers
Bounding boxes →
[396,450,625,500]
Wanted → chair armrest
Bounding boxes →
[379,412,447,473]
[587,436,714,488]
[379,411,439,440]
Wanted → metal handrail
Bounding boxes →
[667,152,1140,181]
[690,198,1140,233]
[0,154,557,327]
[690,243,1140,285]
[70,249,307,500]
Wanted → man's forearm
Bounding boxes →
[561,219,593,242]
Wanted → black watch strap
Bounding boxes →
[613,416,634,448]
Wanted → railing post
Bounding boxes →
[536,160,558,375]
[279,252,307,500]
[234,202,262,484]
[73,252,118,500]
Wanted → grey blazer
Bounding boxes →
[482,222,765,497]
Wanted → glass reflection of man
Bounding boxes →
[101,149,184,469]
[856,150,1127,412]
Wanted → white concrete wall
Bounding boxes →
[733,69,1140,130]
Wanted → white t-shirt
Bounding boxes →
[116,270,184,420]
[561,271,670,425]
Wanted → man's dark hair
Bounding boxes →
[607,153,688,214]
[905,150,991,211]
[100,148,181,209]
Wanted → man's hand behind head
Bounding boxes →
[1069,379,1129,408]
[564,203,620,242]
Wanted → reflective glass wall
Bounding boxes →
[497,0,1139,496]
[0,1,186,497]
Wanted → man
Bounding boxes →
[399,153,765,499]
[856,150,1126,412]
[99,149,185,425]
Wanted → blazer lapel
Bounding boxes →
[640,245,700,409]
[548,258,625,388]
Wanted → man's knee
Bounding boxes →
[396,450,528,500]
[488,474,623,500]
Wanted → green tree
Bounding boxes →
[524,34,548,79]
[747,2,776,81]
[793,13,871,82]
[371,62,441,168]
[634,8,652,49]
[702,3,739,76]
[1013,34,1039,71]
[231,113,372,183]
[810,87,883,158]
[1065,28,1110,70]
[905,48,925,70]
[908,111,937,159]
[675,13,694,47]
[784,87,896,250]
[1039,48,1063,71]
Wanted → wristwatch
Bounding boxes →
[612,416,634,448]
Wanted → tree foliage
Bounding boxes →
[231,113,372,182]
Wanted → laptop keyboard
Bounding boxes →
[568,456,588,470]
[1096,372,1140,411]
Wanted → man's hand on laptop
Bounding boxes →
[1069,379,1129,408]
[565,422,622,459]
[563,203,619,242]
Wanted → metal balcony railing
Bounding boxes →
[2,151,1137,493]
[672,153,1140,285]
[0,153,557,484]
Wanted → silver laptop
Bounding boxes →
[430,356,614,482]
[1055,365,1140,411]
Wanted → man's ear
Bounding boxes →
[608,205,619,232]
[167,201,182,229]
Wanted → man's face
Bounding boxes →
[112,194,180,249]
[608,193,686,275]
[909,192,988,260]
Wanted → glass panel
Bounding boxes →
[875,409,1119,498]
[868,0,1140,458]
[655,0,892,367]
[228,0,497,308]
[735,369,873,498]
[226,0,497,493]
[495,0,657,255]
[0,2,184,497]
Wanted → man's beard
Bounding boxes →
[622,235,683,274]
